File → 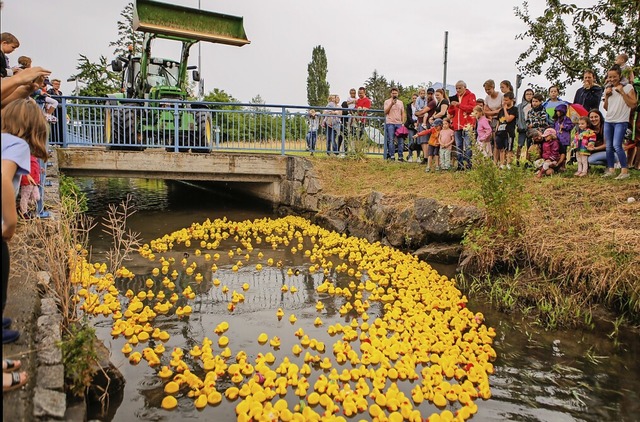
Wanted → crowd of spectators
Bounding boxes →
[310,57,638,179]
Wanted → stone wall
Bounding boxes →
[279,157,484,264]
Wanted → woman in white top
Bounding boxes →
[602,66,637,179]
[483,79,503,164]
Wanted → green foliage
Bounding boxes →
[307,46,330,107]
[58,322,98,397]
[203,88,241,110]
[514,0,640,89]
[59,174,88,214]
[109,2,143,58]
[464,130,529,231]
[364,70,389,110]
[72,55,120,98]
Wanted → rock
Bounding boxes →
[414,243,463,264]
[36,364,64,391]
[314,214,347,233]
[448,205,484,238]
[33,387,66,419]
[64,398,87,422]
[303,175,322,195]
[40,298,58,316]
[302,194,319,211]
[85,339,125,420]
[316,194,345,211]
[38,333,63,365]
[36,271,51,293]
[36,315,62,342]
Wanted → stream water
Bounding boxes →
[79,177,639,422]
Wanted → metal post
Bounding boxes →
[174,103,180,152]
[443,31,449,90]
[281,107,286,155]
[198,0,203,100]
[61,98,68,148]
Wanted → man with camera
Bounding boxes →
[383,87,406,161]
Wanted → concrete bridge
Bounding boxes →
[56,148,293,203]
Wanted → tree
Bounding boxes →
[364,70,389,110]
[306,46,330,106]
[514,0,640,89]
[204,88,241,110]
[248,94,267,112]
[109,2,144,58]
[73,55,120,98]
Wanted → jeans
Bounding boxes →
[455,129,472,169]
[326,127,338,155]
[385,123,403,159]
[588,150,618,166]
[306,130,317,151]
[604,121,628,169]
[439,148,452,169]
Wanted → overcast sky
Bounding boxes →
[1,0,585,105]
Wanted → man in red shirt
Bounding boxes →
[448,80,476,170]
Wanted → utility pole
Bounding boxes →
[443,31,449,91]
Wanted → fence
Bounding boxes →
[48,96,388,156]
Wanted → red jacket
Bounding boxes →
[448,89,476,130]
[20,156,40,186]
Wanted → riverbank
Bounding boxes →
[308,157,640,325]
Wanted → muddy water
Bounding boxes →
[79,178,640,422]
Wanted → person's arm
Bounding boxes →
[401,103,406,123]
[1,161,19,241]
[503,107,516,123]
[616,84,638,109]
[0,67,51,106]
[384,99,393,115]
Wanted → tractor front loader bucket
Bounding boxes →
[134,0,250,46]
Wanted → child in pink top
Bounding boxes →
[438,119,455,170]
[473,105,492,157]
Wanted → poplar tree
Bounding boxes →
[109,2,144,57]
[306,46,330,107]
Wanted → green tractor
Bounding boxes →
[105,0,250,151]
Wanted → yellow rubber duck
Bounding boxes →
[161,395,177,410]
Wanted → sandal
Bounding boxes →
[3,371,28,392]
[3,359,22,372]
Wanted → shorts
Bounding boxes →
[495,132,514,151]
[417,133,430,145]
[427,145,440,156]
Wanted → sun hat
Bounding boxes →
[542,128,557,138]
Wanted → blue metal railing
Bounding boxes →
[48,96,387,156]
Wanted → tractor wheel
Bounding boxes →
[109,108,141,151]
[104,109,112,144]
[194,111,212,153]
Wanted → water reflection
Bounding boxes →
[79,177,640,422]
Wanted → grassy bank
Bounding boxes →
[310,156,640,326]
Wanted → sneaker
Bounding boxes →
[407,156,413,163]
[435,166,441,171]
[506,164,512,170]
[2,317,11,329]
[425,167,431,173]
[499,165,506,170]
[614,172,630,180]
[45,115,58,123]
[2,329,20,344]
[601,171,615,178]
